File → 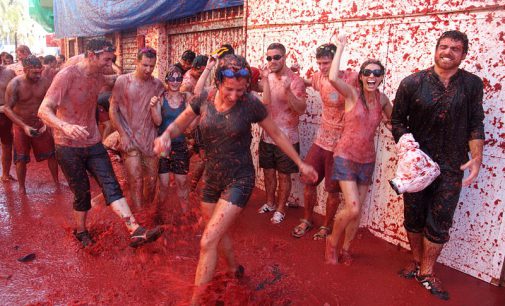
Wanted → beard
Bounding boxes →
[434,55,462,71]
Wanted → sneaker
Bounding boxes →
[73,230,94,247]
[398,260,420,279]
[415,274,450,300]
[270,211,285,224]
[129,226,164,248]
[258,203,275,214]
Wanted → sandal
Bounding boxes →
[291,219,313,238]
[313,226,331,240]
[258,203,275,214]
[270,211,285,224]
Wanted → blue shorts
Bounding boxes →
[201,172,255,208]
[332,156,375,185]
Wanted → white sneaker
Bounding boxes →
[270,211,285,224]
[258,203,275,214]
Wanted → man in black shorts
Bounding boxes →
[392,30,485,300]
[38,39,162,248]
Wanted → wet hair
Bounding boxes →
[436,30,469,54]
[192,55,208,69]
[316,43,337,59]
[218,44,235,59]
[357,59,385,110]
[214,54,251,87]
[58,54,66,61]
[181,50,196,63]
[165,64,183,80]
[137,47,157,60]
[4,53,13,62]
[44,55,56,65]
[22,55,42,68]
[84,39,114,58]
[16,45,31,55]
[267,43,286,55]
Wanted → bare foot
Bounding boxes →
[339,249,353,266]
[325,237,338,265]
[1,174,17,182]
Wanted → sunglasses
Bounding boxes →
[362,69,384,77]
[266,54,283,62]
[139,47,157,55]
[166,76,183,82]
[221,68,250,78]
[93,46,116,54]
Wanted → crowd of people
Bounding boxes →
[0,29,485,303]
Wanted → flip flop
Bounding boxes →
[313,226,331,240]
[291,219,313,238]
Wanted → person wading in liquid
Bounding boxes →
[0,63,16,181]
[109,47,165,209]
[3,56,59,194]
[392,30,485,300]
[257,43,308,224]
[153,55,317,305]
[325,34,392,265]
[38,39,162,248]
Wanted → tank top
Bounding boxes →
[158,93,186,143]
[334,91,383,163]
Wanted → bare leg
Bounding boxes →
[341,185,367,251]
[276,173,291,214]
[322,192,340,228]
[15,161,27,194]
[174,174,189,213]
[420,238,444,275]
[158,173,170,207]
[302,184,317,222]
[190,150,206,191]
[142,156,158,205]
[325,181,362,264]
[123,153,143,208]
[1,143,14,181]
[47,156,59,184]
[109,197,140,233]
[406,231,423,263]
[192,200,242,304]
[263,168,277,206]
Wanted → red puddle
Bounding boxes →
[1,154,504,305]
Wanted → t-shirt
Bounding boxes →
[44,65,104,147]
[112,73,165,156]
[262,68,306,144]
[190,91,268,178]
[311,70,358,151]
[392,67,485,173]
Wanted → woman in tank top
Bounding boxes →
[325,34,393,265]
[150,65,192,213]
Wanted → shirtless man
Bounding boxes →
[3,56,58,194]
[38,39,162,248]
[41,55,58,83]
[8,45,31,76]
[0,64,16,181]
[109,47,165,209]
[257,43,307,224]
[180,55,208,94]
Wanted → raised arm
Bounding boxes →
[328,33,356,101]
[194,55,217,98]
[259,65,271,105]
[284,76,307,115]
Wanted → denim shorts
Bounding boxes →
[332,156,375,185]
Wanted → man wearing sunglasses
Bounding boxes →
[257,43,307,224]
[392,30,485,300]
[39,39,162,248]
[110,47,165,210]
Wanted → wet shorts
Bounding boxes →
[259,141,299,174]
[403,172,463,244]
[0,113,13,145]
[159,141,190,175]
[301,143,340,193]
[332,156,375,185]
[13,125,55,163]
[56,143,124,212]
[201,172,255,208]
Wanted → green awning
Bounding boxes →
[28,0,54,32]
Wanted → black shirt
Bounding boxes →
[392,67,485,173]
[190,92,268,178]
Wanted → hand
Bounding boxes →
[120,133,134,152]
[299,162,318,183]
[153,133,172,156]
[460,157,482,186]
[336,32,347,49]
[290,63,300,73]
[150,96,160,107]
[259,64,270,80]
[61,123,89,140]
[23,125,38,137]
[206,55,218,70]
[281,75,291,90]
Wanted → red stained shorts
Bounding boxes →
[13,125,55,163]
[301,143,340,193]
[0,113,13,146]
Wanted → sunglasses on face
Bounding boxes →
[93,46,116,54]
[266,54,283,62]
[221,68,250,78]
[362,69,384,77]
[166,76,183,82]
